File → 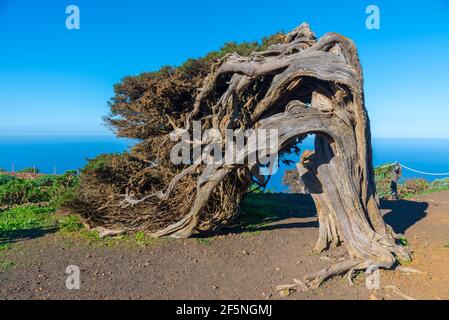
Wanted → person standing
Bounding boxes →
[391,163,402,200]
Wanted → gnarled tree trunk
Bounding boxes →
[119,23,409,286]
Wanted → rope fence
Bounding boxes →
[377,162,449,177]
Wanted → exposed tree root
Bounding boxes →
[385,285,416,300]
[396,266,424,274]
[304,259,363,289]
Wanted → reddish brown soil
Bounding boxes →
[1,192,448,300]
[380,191,449,300]
[0,172,45,180]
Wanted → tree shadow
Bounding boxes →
[380,199,429,235]
[196,194,430,238]
[0,226,59,246]
[197,193,318,237]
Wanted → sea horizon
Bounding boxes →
[1,135,449,191]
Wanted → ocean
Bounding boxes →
[0,135,133,175]
[1,136,448,192]
[269,137,449,191]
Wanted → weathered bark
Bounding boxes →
[117,23,409,286]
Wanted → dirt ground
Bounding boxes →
[1,191,448,300]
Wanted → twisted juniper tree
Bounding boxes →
[69,23,409,287]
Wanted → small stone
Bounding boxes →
[369,292,383,300]
[279,288,294,297]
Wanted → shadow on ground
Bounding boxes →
[0,226,59,246]
[198,193,318,237]
[197,193,430,238]
[381,199,429,235]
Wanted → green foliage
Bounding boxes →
[239,193,314,235]
[240,194,279,227]
[0,172,78,207]
[134,231,159,247]
[78,229,101,243]
[430,178,449,192]
[400,179,430,198]
[195,238,211,245]
[0,179,50,205]
[134,231,146,243]
[0,175,16,186]
[398,236,409,246]
[204,41,260,62]
[259,33,286,50]
[0,205,56,233]
[374,164,393,180]
[239,193,310,228]
[135,231,164,247]
[80,154,122,184]
[58,215,84,233]
[0,243,11,251]
[0,260,14,271]
[33,175,58,187]
[83,154,117,173]
[374,164,394,198]
[47,171,79,206]
[247,183,264,194]
[203,33,285,63]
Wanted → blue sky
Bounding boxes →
[0,0,448,138]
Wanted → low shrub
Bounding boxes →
[0,179,50,205]
[430,178,449,192]
[0,175,16,186]
[399,178,430,197]
[0,171,79,207]
[58,215,84,232]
